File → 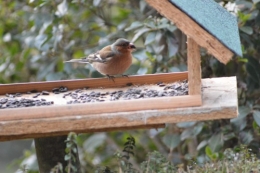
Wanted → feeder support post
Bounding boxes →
[35,135,81,173]
[187,37,201,96]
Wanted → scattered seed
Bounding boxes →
[111,91,117,95]
[158,91,164,97]
[100,93,107,96]
[30,90,38,93]
[126,83,133,86]
[89,91,96,96]
[33,93,41,98]
[75,89,82,93]
[0,98,8,104]
[41,91,50,95]
[164,86,170,90]
[52,88,59,93]
[15,93,22,97]
[63,92,71,98]
[59,86,68,92]
[159,83,166,87]
[6,94,15,98]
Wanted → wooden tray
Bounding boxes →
[0,72,238,141]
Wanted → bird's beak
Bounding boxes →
[129,43,136,49]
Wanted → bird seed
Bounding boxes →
[0,80,188,109]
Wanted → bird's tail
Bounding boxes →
[64,59,90,64]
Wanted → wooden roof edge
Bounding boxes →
[145,0,234,64]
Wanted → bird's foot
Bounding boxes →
[106,75,115,82]
[121,74,129,78]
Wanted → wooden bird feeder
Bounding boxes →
[0,0,241,142]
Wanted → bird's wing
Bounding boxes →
[64,46,116,64]
[88,45,116,63]
[64,58,90,63]
[97,50,115,62]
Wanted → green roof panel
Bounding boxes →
[169,0,242,57]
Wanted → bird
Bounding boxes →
[64,38,136,80]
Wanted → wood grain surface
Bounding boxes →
[188,37,201,95]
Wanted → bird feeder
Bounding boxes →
[0,0,241,142]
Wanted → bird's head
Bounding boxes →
[112,38,136,53]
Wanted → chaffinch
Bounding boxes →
[65,38,136,79]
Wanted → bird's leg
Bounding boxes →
[106,74,115,82]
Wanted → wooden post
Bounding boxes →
[187,37,201,95]
[35,135,81,173]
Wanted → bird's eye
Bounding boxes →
[122,43,129,46]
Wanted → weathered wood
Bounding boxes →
[0,72,188,95]
[35,135,80,173]
[0,77,238,141]
[0,95,201,122]
[0,124,165,141]
[145,0,234,64]
[187,37,201,95]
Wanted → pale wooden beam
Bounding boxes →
[0,95,201,121]
[187,37,201,95]
[0,124,166,141]
[145,0,234,64]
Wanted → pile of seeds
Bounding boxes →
[0,80,188,108]
[65,80,188,104]
[0,98,54,109]
[0,87,64,109]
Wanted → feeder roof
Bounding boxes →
[146,0,242,63]
[169,0,242,57]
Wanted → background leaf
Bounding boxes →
[162,134,181,151]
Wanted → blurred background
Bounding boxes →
[1,0,260,172]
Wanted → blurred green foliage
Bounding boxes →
[1,0,260,172]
